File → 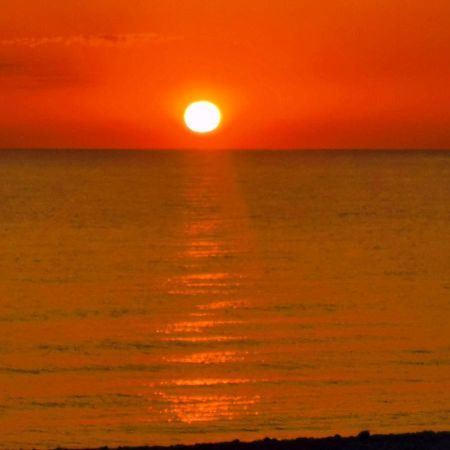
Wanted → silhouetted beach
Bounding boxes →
[55,431,450,450]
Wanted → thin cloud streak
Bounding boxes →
[0,33,180,48]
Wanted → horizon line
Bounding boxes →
[1,147,450,153]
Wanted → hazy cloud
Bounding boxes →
[0,60,23,74]
[0,53,92,89]
[0,32,179,87]
[0,33,179,48]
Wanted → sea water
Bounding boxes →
[0,150,449,449]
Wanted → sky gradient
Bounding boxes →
[1,1,449,149]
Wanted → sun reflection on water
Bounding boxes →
[151,153,261,428]
[158,319,244,334]
[186,240,229,259]
[164,351,246,364]
[160,335,245,343]
[156,392,260,424]
[197,299,250,311]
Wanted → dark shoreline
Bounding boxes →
[55,431,450,450]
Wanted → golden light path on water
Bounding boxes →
[138,152,263,425]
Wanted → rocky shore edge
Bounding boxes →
[55,430,450,450]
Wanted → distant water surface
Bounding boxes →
[0,150,449,449]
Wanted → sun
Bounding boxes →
[184,101,222,133]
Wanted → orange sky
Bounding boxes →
[0,0,449,149]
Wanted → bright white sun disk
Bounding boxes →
[184,101,221,133]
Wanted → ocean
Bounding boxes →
[0,150,449,449]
